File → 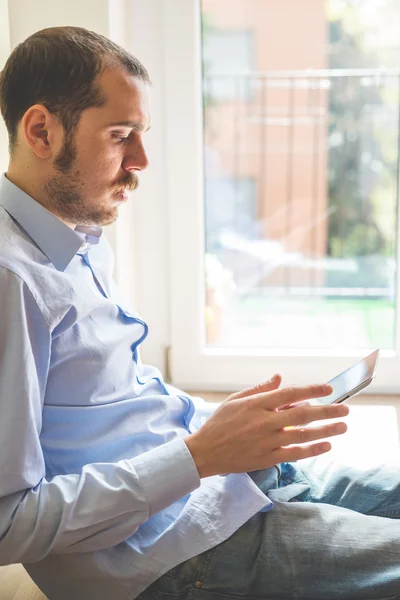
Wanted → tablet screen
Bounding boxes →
[311,350,379,406]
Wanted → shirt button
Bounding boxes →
[194,581,202,589]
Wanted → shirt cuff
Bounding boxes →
[127,437,201,517]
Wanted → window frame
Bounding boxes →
[124,0,400,393]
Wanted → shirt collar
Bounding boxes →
[0,173,102,271]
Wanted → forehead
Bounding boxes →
[88,67,151,128]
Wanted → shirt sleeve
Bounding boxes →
[0,267,200,564]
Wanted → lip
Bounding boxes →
[112,190,128,202]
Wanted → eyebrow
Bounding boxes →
[107,121,151,132]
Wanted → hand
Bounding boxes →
[184,375,349,478]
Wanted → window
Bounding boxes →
[150,0,400,391]
[202,28,254,101]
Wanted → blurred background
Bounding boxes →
[201,0,400,352]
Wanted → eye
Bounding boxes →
[112,133,130,143]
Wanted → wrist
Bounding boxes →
[184,433,214,479]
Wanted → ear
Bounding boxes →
[20,104,61,159]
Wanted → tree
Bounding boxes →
[327,1,397,261]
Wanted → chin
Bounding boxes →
[99,209,119,226]
[80,207,118,227]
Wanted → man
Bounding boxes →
[0,26,399,600]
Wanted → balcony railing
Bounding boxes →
[203,68,400,299]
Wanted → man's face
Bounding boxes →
[44,67,151,227]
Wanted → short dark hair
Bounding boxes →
[0,26,151,154]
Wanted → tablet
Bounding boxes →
[311,349,380,406]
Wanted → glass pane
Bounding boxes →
[201,0,399,350]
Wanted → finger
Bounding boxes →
[272,440,332,463]
[261,384,333,410]
[277,399,312,412]
[277,421,347,447]
[275,401,349,429]
[228,374,282,401]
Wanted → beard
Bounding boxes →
[44,135,139,227]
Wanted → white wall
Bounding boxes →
[0,0,10,172]
[7,0,110,45]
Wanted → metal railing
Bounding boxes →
[203,68,400,297]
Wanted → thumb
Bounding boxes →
[227,374,282,401]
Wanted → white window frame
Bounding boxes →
[156,0,400,393]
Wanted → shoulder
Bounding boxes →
[0,264,50,336]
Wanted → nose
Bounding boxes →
[122,138,149,173]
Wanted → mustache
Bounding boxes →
[112,172,139,194]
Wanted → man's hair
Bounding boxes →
[0,26,151,154]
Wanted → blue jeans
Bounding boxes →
[139,456,400,599]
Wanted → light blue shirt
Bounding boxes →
[0,174,271,600]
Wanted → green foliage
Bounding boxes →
[327,4,397,259]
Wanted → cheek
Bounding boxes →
[71,141,123,191]
[77,161,118,189]
[94,147,123,178]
